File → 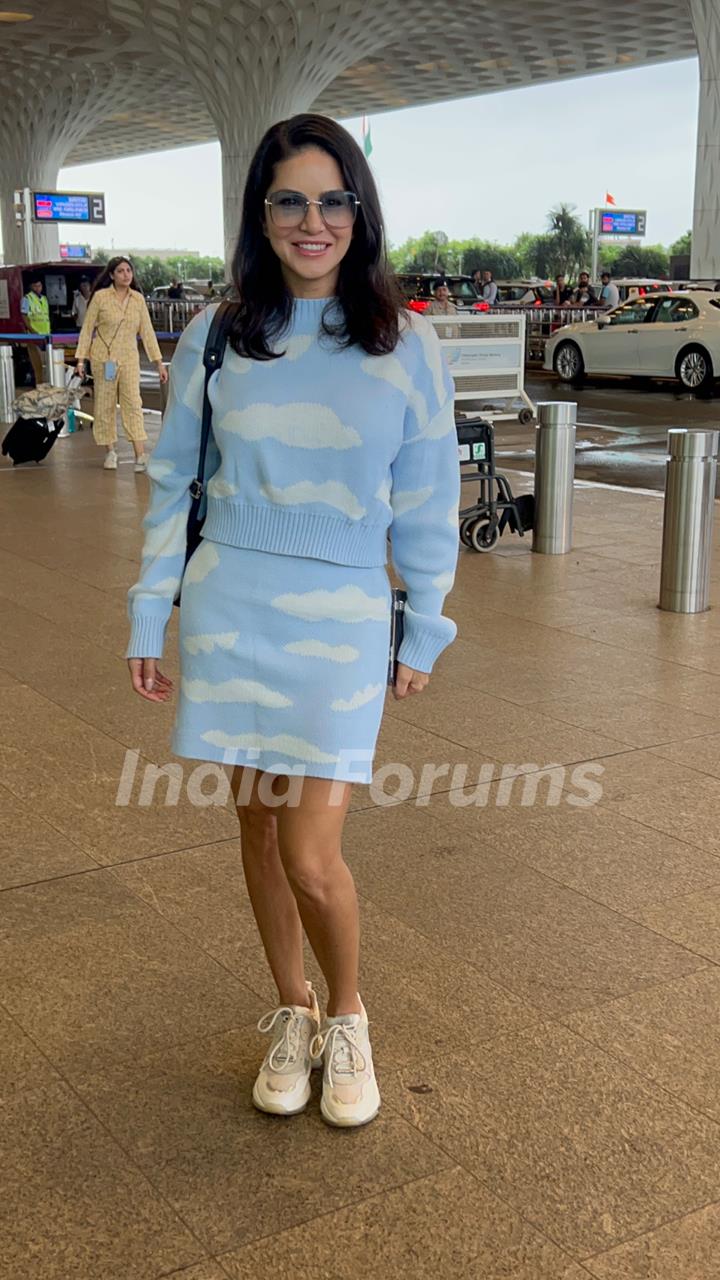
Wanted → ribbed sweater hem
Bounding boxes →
[202,498,388,567]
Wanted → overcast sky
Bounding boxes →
[54,57,698,262]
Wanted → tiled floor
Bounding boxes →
[3,420,720,1278]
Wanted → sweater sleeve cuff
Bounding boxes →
[126,614,168,660]
[397,608,457,674]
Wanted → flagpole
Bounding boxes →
[592,206,600,282]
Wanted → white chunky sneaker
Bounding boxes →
[133,454,148,473]
[103,448,118,470]
[252,983,321,1116]
[312,997,380,1128]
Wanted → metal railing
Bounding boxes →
[146,298,206,334]
[488,305,610,364]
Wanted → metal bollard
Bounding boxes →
[533,401,577,555]
[47,345,66,387]
[0,345,15,425]
[659,428,719,613]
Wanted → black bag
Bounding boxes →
[387,587,407,686]
[173,301,237,606]
[1,416,64,465]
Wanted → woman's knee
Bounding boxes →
[282,847,345,906]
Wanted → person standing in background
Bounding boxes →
[554,274,572,305]
[599,272,620,308]
[21,277,50,386]
[75,256,168,472]
[71,277,92,328]
[480,270,498,305]
[570,271,598,306]
[426,279,457,314]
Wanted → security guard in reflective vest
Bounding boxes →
[21,277,50,386]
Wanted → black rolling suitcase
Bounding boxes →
[1,416,64,465]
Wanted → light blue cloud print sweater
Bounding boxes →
[127,297,460,782]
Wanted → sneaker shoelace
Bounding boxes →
[311,1022,367,1080]
[257,1006,306,1071]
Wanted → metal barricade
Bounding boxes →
[488,306,608,365]
[533,401,577,555]
[659,428,719,613]
[0,346,15,425]
[147,299,206,334]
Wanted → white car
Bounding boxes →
[544,290,720,393]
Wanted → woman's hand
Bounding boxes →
[392,663,429,700]
[128,657,174,703]
[157,361,169,385]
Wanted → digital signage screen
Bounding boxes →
[600,210,646,236]
[60,244,91,259]
[32,192,105,224]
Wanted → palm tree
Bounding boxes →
[546,203,592,278]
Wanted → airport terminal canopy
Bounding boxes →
[0,0,714,272]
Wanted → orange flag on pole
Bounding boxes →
[605,192,616,206]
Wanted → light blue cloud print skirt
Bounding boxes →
[173,538,392,783]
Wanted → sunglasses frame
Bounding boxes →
[264,189,361,229]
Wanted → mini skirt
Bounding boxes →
[172,538,392,783]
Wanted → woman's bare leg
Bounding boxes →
[275,776,360,1017]
[234,767,360,1016]
[233,766,309,1008]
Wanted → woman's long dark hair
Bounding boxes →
[89,256,143,299]
[230,114,402,359]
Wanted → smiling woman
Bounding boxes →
[125,113,460,1131]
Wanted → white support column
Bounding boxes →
[690,0,720,279]
[0,136,62,266]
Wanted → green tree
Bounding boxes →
[670,230,691,257]
[460,239,521,278]
[545,203,592,277]
[602,243,669,278]
[513,231,560,278]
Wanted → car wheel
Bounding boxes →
[554,341,584,383]
[677,346,714,395]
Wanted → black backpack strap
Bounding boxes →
[189,300,237,501]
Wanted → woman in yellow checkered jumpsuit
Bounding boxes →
[76,256,169,472]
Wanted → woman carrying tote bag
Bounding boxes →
[76,256,168,471]
[126,114,459,1128]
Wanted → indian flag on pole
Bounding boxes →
[362,114,373,158]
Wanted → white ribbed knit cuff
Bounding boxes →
[397,609,457,674]
[126,614,168,660]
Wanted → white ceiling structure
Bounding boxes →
[0,0,714,271]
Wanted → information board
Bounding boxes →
[32,192,106,224]
[60,244,91,259]
[599,210,646,237]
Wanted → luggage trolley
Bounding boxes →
[456,415,534,552]
[429,311,535,426]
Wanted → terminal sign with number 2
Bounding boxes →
[32,192,106,224]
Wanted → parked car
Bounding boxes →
[611,278,668,302]
[149,284,206,304]
[396,273,487,313]
[494,280,554,306]
[545,290,720,393]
